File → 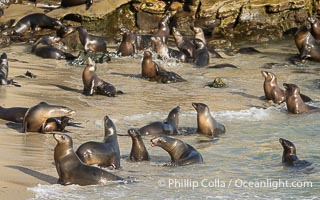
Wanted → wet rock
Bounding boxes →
[69,51,111,66]
[206,77,227,88]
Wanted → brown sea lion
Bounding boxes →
[0,106,28,123]
[82,57,122,96]
[191,26,206,44]
[294,25,320,62]
[128,129,150,162]
[151,36,186,61]
[22,102,75,133]
[76,115,121,169]
[117,29,136,57]
[172,27,195,59]
[77,26,107,52]
[279,138,312,167]
[283,83,319,114]
[13,13,62,35]
[192,103,225,137]
[153,12,171,44]
[139,106,180,136]
[193,38,209,67]
[150,135,203,166]
[41,116,71,133]
[261,71,286,104]
[307,16,320,40]
[61,0,93,10]
[53,133,123,186]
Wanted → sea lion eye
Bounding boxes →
[61,135,65,140]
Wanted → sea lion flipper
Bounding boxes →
[300,93,312,102]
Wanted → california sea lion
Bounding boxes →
[191,26,206,44]
[53,133,123,186]
[77,26,107,52]
[283,83,319,114]
[32,35,74,60]
[172,27,195,59]
[150,135,203,166]
[261,71,286,104]
[128,129,150,162]
[192,103,225,137]
[307,16,320,40]
[61,0,93,10]
[23,102,75,133]
[13,13,62,35]
[0,106,28,123]
[139,106,180,136]
[76,115,121,169]
[279,138,312,167]
[151,36,186,61]
[117,29,136,57]
[153,12,171,44]
[0,53,8,85]
[294,25,320,62]
[193,38,209,67]
[82,57,121,96]
[41,116,71,133]
[141,51,185,83]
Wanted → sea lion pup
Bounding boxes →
[151,36,186,61]
[0,106,28,123]
[279,138,312,167]
[61,0,93,10]
[82,58,122,96]
[41,116,71,133]
[0,53,8,85]
[141,51,186,83]
[13,13,62,35]
[128,129,150,162]
[32,35,75,60]
[172,27,195,59]
[139,106,180,136]
[261,71,286,104]
[307,16,320,40]
[77,26,108,52]
[283,83,319,114]
[53,133,123,186]
[294,25,320,62]
[150,135,203,166]
[192,103,225,137]
[193,38,209,67]
[117,28,136,57]
[76,115,121,169]
[153,12,171,44]
[22,102,75,133]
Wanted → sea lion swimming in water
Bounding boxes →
[128,129,150,162]
[150,135,203,166]
[193,38,209,67]
[279,138,312,167]
[53,133,123,186]
[192,102,225,137]
[139,106,180,136]
[76,115,121,169]
[22,102,75,133]
[13,13,62,35]
[82,57,122,96]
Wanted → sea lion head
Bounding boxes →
[103,115,116,137]
[128,128,141,138]
[279,138,298,165]
[54,133,73,147]
[150,136,170,148]
[192,102,210,115]
[143,50,152,58]
[283,83,300,97]
[86,57,96,72]
[167,106,180,120]
[261,70,276,82]
[193,38,205,49]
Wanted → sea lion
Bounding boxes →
[128,129,150,162]
[191,26,206,44]
[283,83,319,114]
[139,106,180,136]
[0,53,8,85]
[32,35,74,60]
[0,106,28,123]
[82,57,121,97]
[41,116,71,133]
[172,27,195,59]
[279,138,312,167]
[76,115,121,169]
[53,133,123,186]
[22,102,75,133]
[261,71,286,104]
[150,135,203,166]
[77,26,107,52]
[117,29,136,57]
[192,102,225,137]
[151,36,186,61]
[153,12,171,44]
[13,13,62,35]
[193,38,209,67]
[61,0,93,10]
[307,16,320,40]
[141,51,185,83]
[294,25,320,62]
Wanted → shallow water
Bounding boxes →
[0,39,319,199]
